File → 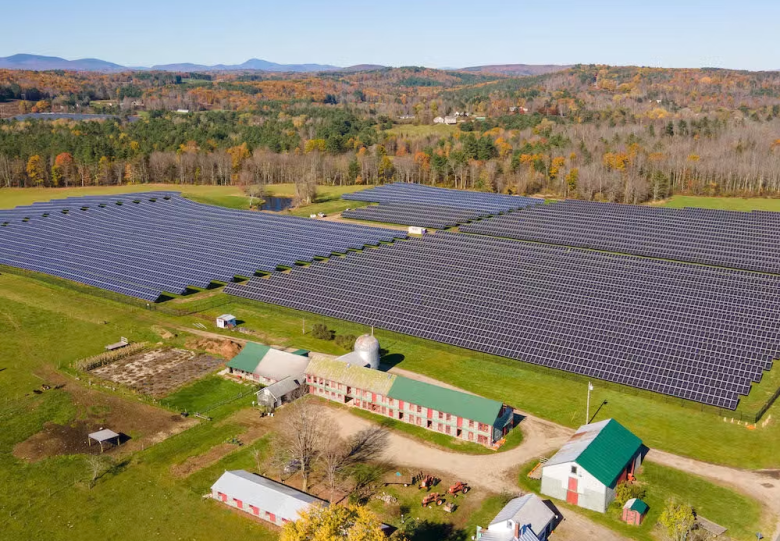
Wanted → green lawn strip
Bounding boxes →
[2,462,276,541]
[517,460,765,541]
[736,365,780,415]
[286,198,370,217]
[204,297,780,470]
[663,196,780,212]
[160,376,257,418]
[184,193,252,210]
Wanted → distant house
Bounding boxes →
[444,116,457,125]
[476,493,556,541]
[210,470,326,526]
[216,314,237,329]
[176,109,190,114]
[227,342,310,385]
[433,116,445,124]
[257,376,304,410]
[305,358,514,447]
[541,419,645,513]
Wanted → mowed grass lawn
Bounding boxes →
[663,195,780,211]
[517,460,767,541]
[191,296,780,471]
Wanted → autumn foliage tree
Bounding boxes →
[280,504,386,541]
[26,155,45,186]
[52,152,75,187]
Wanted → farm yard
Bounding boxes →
[1,185,780,541]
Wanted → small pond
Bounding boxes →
[259,196,294,211]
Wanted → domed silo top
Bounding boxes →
[354,334,380,369]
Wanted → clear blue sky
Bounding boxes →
[1,0,778,70]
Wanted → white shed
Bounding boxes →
[540,419,644,513]
[216,314,237,329]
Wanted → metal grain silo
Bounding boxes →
[354,334,380,370]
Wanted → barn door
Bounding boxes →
[566,477,579,505]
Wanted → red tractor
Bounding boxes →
[448,481,471,497]
[421,493,445,508]
[419,474,439,491]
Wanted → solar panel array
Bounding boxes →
[0,192,405,301]
[226,232,780,410]
[342,202,488,229]
[344,183,540,211]
[461,199,780,274]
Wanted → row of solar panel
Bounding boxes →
[341,202,493,229]
[226,232,780,409]
[460,199,780,274]
[341,182,540,213]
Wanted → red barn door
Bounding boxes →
[566,477,579,505]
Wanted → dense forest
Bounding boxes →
[2,65,780,202]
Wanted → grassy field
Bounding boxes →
[0,275,277,541]
[663,195,780,211]
[517,460,767,541]
[187,295,780,471]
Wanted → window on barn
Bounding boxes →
[571,466,578,475]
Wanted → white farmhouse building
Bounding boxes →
[540,419,644,513]
[476,493,556,541]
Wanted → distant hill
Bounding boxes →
[459,64,571,76]
[0,53,367,73]
[340,64,387,72]
[151,58,341,72]
[0,54,125,72]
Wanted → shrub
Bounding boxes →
[335,334,357,350]
[311,323,333,340]
[613,481,647,507]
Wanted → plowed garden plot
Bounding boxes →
[92,348,224,397]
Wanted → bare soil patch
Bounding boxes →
[92,347,224,397]
[14,370,197,462]
[185,337,241,360]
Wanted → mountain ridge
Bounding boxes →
[0,54,570,75]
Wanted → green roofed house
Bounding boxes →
[227,342,310,386]
[541,419,645,513]
[305,358,514,448]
